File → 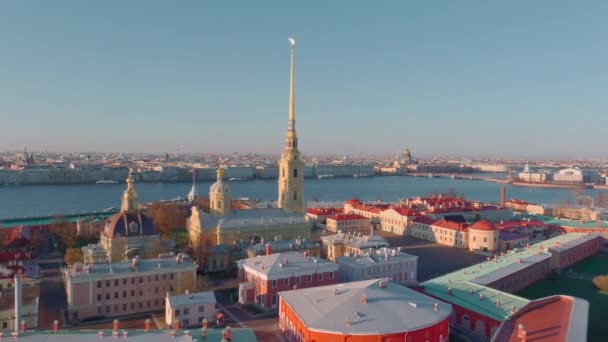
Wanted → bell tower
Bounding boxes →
[278,36,305,214]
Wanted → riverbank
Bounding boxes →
[511,181,589,189]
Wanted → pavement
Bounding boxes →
[37,252,68,329]
[214,288,286,341]
[374,230,487,281]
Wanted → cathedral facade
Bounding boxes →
[188,38,311,272]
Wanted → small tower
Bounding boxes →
[121,171,139,212]
[278,36,305,214]
[210,168,231,217]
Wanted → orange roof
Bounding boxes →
[469,220,497,231]
[327,214,370,221]
[344,198,361,205]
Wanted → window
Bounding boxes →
[183,319,190,327]
[293,191,297,200]
[131,290,135,297]
[296,276,301,285]
[114,279,118,286]
[114,292,118,299]
[97,281,101,288]
[155,275,159,281]
[106,306,110,313]
[123,279,126,285]
[307,274,312,283]
[122,303,127,311]
[272,294,277,306]
[284,278,289,286]
[114,304,118,312]
[139,302,142,309]
[162,274,166,280]
[329,271,334,279]
[97,294,102,301]
[199,306,205,313]
[484,237,487,243]
[131,278,135,284]
[106,293,110,300]
[139,277,143,284]
[147,301,151,308]
[293,169,298,178]
[106,280,110,287]
[123,291,126,298]
[139,289,143,296]
[155,299,158,306]
[155,287,158,294]
[184,308,189,315]
[170,274,174,280]
[2,322,7,329]
[318,273,323,281]
[175,309,181,316]
[272,280,278,288]
[131,303,135,310]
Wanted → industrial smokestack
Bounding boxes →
[14,272,22,333]
[501,187,506,208]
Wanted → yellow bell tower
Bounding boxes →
[278,36,305,214]
[121,170,139,212]
[210,168,231,218]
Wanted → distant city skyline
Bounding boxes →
[1,2,607,158]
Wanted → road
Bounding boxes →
[37,252,68,329]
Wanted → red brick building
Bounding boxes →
[237,251,338,310]
[279,279,452,342]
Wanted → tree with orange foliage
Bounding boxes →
[64,247,84,265]
[147,203,189,238]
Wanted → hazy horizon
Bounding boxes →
[1,1,607,159]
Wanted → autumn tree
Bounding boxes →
[147,203,189,238]
[64,247,84,265]
[49,215,77,251]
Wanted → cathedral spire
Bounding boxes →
[288,35,296,131]
[278,36,305,214]
[121,170,139,212]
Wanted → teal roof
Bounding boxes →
[514,214,608,229]
[0,211,117,228]
[422,233,596,321]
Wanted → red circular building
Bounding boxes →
[279,279,451,342]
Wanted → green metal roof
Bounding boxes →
[421,233,594,321]
[0,211,117,228]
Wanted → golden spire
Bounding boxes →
[121,170,139,212]
[288,35,296,130]
[216,168,225,181]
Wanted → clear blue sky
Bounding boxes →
[1,1,607,158]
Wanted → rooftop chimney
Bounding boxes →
[53,320,59,333]
[144,319,151,332]
[434,303,438,311]
[265,243,272,256]
[447,287,453,296]
[361,294,367,304]
[113,319,119,332]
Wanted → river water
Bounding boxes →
[0,176,599,219]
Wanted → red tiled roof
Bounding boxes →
[327,214,370,221]
[345,198,361,205]
[432,220,469,231]
[385,207,422,217]
[412,217,438,225]
[495,220,547,230]
[495,295,576,342]
[469,220,497,231]
[306,207,343,216]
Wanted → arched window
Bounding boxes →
[293,169,298,178]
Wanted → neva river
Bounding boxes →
[0,176,600,218]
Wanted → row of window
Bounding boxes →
[270,272,334,288]
[96,286,174,302]
[174,306,205,316]
[96,273,174,288]
[95,298,163,316]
